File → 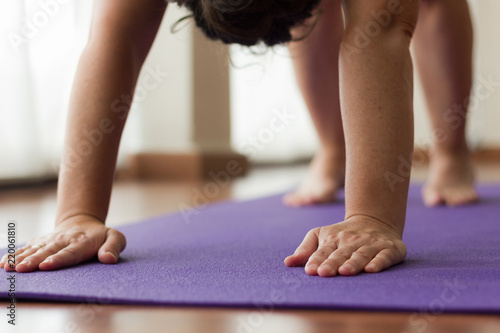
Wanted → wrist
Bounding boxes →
[56,213,105,228]
[344,213,404,238]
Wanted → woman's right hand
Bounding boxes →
[0,215,126,273]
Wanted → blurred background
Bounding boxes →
[0,0,499,184]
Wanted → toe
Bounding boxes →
[283,184,338,208]
[308,194,334,206]
[422,186,444,207]
[283,193,301,207]
[443,189,460,206]
[283,192,315,208]
[465,188,479,204]
[460,188,479,205]
[444,187,478,206]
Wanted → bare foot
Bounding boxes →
[422,149,478,207]
[283,148,345,207]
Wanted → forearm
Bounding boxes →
[340,0,419,234]
[56,43,137,225]
[56,0,167,225]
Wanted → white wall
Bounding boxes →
[468,0,500,148]
[122,4,195,156]
[124,3,234,157]
[230,46,319,163]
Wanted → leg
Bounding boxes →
[284,0,345,207]
[412,0,477,207]
[285,0,418,276]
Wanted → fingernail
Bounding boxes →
[41,258,52,264]
[20,260,30,266]
[342,264,353,272]
[307,264,318,271]
[366,264,376,271]
[320,264,332,273]
[105,251,117,259]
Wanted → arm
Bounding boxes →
[285,0,419,276]
[1,0,168,272]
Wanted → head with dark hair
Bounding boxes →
[179,0,322,47]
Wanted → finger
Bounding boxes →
[16,242,64,273]
[1,252,17,271]
[97,229,127,264]
[338,246,379,276]
[316,245,357,277]
[38,243,88,271]
[2,252,17,271]
[0,245,28,266]
[0,253,11,267]
[305,244,338,276]
[1,245,31,268]
[284,228,319,267]
[5,247,42,271]
[365,248,405,273]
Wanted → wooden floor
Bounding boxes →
[1,162,499,333]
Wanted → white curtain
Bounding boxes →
[0,0,206,183]
[0,0,94,181]
[1,1,497,178]
[230,45,319,164]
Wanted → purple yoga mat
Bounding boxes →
[1,185,500,312]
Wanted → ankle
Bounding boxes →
[431,143,470,159]
[319,144,346,160]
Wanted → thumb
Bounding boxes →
[284,228,319,267]
[98,229,127,264]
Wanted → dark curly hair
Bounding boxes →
[177,0,322,47]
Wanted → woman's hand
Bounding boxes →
[0,215,126,273]
[285,215,406,277]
